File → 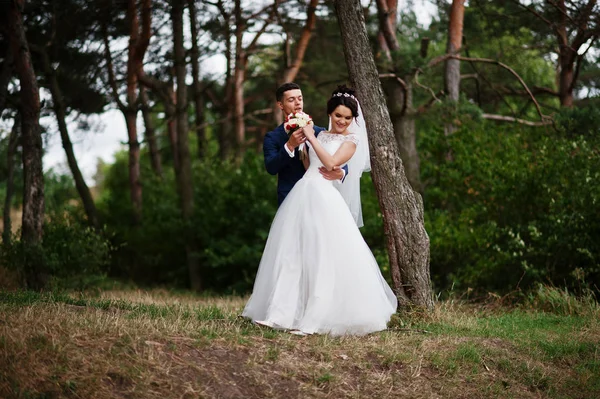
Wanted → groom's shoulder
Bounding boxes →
[265,124,285,142]
[266,124,285,137]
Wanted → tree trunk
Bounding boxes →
[390,82,421,193]
[124,107,142,222]
[444,0,465,137]
[335,0,433,310]
[2,115,20,246]
[376,0,421,192]
[173,0,202,292]
[556,0,575,107]
[273,0,320,125]
[220,33,235,160]
[139,85,163,178]
[376,0,397,62]
[445,0,464,102]
[233,55,246,160]
[40,50,99,229]
[233,0,246,161]
[4,0,47,290]
[0,46,14,114]
[376,0,398,56]
[558,62,574,107]
[188,0,207,158]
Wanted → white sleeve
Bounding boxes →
[284,142,295,157]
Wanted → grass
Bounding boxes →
[0,288,598,398]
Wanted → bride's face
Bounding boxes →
[329,105,353,134]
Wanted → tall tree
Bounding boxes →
[139,85,163,178]
[2,115,20,245]
[0,44,13,114]
[375,0,422,192]
[2,0,46,289]
[36,48,99,228]
[335,0,433,310]
[209,0,279,159]
[103,0,152,223]
[232,0,279,160]
[173,0,202,291]
[444,0,465,136]
[214,0,235,159]
[188,0,207,158]
[272,0,320,124]
[499,0,599,107]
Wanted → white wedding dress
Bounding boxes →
[243,132,397,336]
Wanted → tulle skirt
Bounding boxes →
[242,175,397,336]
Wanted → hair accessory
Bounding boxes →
[333,92,357,101]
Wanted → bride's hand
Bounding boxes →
[303,124,316,140]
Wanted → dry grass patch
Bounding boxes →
[1,289,599,399]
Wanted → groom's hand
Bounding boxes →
[287,129,306,151]
[319,166,344,181]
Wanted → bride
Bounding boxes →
[242,86,397,336]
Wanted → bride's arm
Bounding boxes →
[304,126,356,171]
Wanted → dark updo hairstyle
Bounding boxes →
[326,85,359,118]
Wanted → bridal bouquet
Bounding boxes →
[284,112,312,159]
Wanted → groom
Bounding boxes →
[264,82,347,206]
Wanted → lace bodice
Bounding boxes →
[304,132,359,178]
[316,132,359,146]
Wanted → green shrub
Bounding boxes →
[419,104,600,294]
[98,150,277,293]
[0,215,113,290]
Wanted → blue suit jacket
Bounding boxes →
[265,124,347,206]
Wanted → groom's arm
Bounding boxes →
[264,132,295,175]
[320,165,348,182]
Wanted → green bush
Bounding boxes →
[0,215,113,290]
[98,150,277,293]
[419,104,600,294]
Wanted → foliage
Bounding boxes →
[0,214,113,290]
[419,103,600,294]
[97,149,277,293]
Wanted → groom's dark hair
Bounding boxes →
[276,82,301,102]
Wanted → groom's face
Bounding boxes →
[278,89,303,116]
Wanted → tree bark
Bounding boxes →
[516,0,597,107]
[2,115,20,246]
[391,81,421,193]
[443,0,465,149]
[4,0,47,289]
[218,0,235,160]
[139,85,164,178]
[282,0,319,83]
[272,0,320,125]
[124,0,151,223]
[188,0,207,158]
[376,0,398,57]
[173,0,202,292]
[556,0,575,107]
[335,0,433,310]
[444,0,465,139]
[102,0,151,224]
[0,46,14,114]
[445,0,465,103]
[233,0,246,160]
[39,49,99,229]
[376,0,397,61]
[137,71,179,172]
[376,0,422,192]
